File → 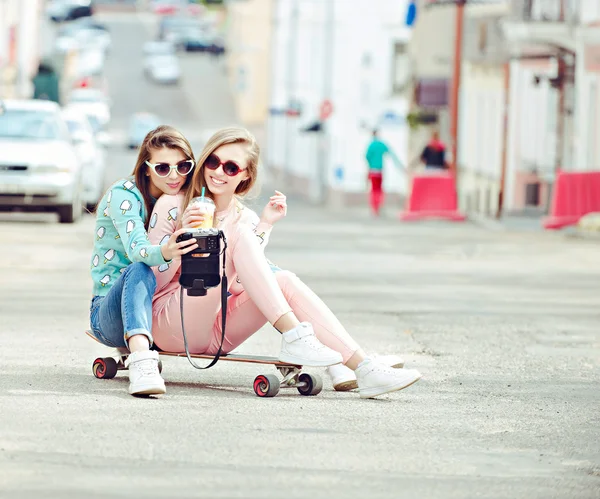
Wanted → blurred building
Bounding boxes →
[405,1,455,172]
[0,0,44,99]
[265,0,413,206]
[225,0,274,127]
[456,0,600,218]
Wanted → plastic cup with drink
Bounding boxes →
[190,187,215,229]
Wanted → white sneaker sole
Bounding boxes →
[129,382,166,396]
[333,379,358,392]
[359,373,422,399]
[278,352,343,367]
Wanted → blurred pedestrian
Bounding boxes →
[365,129,402,216]
[32,62,60,104]
[419,130,449,170]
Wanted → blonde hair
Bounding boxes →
[183,126,260,211]
[130,125,195,228]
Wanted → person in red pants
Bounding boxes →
[365,129,402,216]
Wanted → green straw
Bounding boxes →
[201,187,205,201]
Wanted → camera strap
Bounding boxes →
[179,231,228,370]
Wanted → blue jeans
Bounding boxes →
[89,262,157,348]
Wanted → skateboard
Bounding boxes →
[85,330,323,398]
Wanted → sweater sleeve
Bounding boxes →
[147,194,183,293]
[107,187,168,268]
[227,206,274,296]
[246,208,272,250]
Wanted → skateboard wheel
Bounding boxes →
[93,357,118,379]
[253,374,280,397]
[297,373,322,396]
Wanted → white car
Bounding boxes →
[62,106,107,210]
[146,55,181,84]
[127,112,162,150]
[66,88,111,130]
[55,26,111,54]
[142,41,175,73]
[0,100,83,223]
[73,47,106,78]
[46,0,93,22]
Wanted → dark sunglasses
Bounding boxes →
[204,153,245,177]
[145,159,195,177]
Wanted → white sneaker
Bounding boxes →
[355,359,421,399]
[278,322,344,367]
[326,354,405,392]
[125,350,166,396]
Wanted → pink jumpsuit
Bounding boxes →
[148,193,359,362]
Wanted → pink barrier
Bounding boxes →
[399,171,466,221]
[543,170,600,229]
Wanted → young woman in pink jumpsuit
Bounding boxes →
[148,127,422,398]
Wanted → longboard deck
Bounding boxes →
[85,330,301,368]
[156,351,301,368]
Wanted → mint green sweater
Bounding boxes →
[90,177,169,296]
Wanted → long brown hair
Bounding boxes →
[131,125,195,228]
[183,127,260,211]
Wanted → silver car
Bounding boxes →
[62,106,107,211]
[0,100,83,223]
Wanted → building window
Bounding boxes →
[392,42,410,94]
[415,78,449,108]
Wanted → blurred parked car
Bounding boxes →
[159,17,204,48]
[151,0,202,16]
[142,41,176,72]
[143,40,176,57]
[151,0,183,15]
[72,47,106,78]
[180,27,211,52]
[207,35,226,56]
[0,100,83,223]
[55,24,111,54]
[62,107,107,210]
[127,112,161,150]
[46,0,93,23]
[70,16,108,32]
[66,88,111,130]
[145,55,180,84]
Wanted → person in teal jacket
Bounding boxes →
[89,126,199,396]
[365,129,402,216]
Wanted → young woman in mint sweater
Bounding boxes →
[89,126,199,396]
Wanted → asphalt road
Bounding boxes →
[1,11,599,499]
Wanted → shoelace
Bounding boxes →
[303,335,328,351]
[133,359,159,378]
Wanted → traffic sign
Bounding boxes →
[319,99,333,121]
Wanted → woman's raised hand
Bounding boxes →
[260,190,287,226]
[160,228,198,261]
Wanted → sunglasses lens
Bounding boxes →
[204,155,219,170]
[154,163,171,177]
[223,162,241,176]
[177,160,194,175]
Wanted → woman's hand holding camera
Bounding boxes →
[260,190,287,226]
[160,228,198,261]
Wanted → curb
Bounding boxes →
[466,212,506,232]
